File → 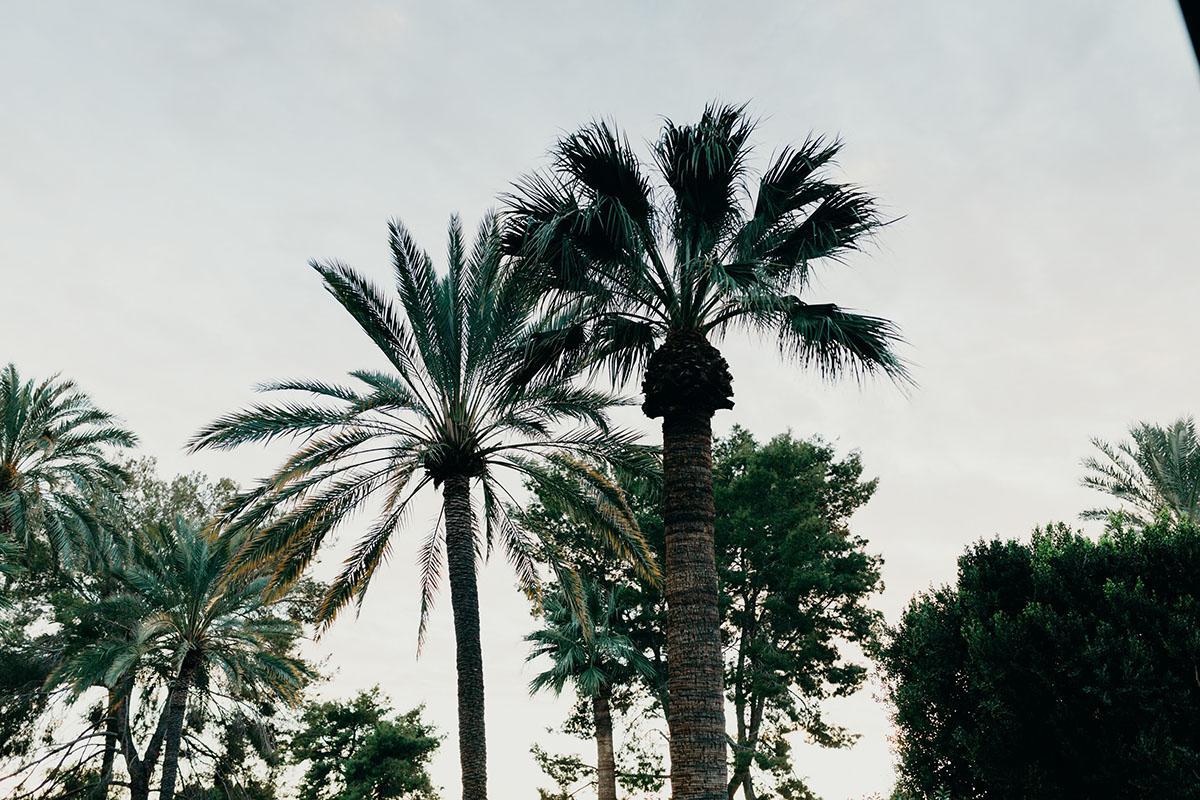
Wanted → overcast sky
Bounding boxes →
[3,2,1198,797]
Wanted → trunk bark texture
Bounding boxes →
[594,686,618,800]
[157,651,199,800]
[661,411,728,800]
[443,474,488,800]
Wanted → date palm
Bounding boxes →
[527,581,654,800]
[0,363,135,564]
[504,104,907,800]
[1082,417,1200,525]
[190,213,659,800]
[50,517,311,800]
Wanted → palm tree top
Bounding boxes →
[190,213,659,635]
[0,363,136,560]
[50,516,311,701]
[1082,416,1200,525]
[526,581,653,699]
[502,102,909,397]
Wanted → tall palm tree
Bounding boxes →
[51,517,310,800]
[0,364,135,563]
[503,104,907,800]
[189,213,659,800]
[527,582,654,800]
[1082,417,1200,525]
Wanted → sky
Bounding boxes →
[2,1,1198,797]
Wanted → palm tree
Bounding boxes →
[527,582,654,800]
[1082,417,1200,525]
[503,103,907,800]
[0,364,135,563]
[189,213,659,800]
[51,517,310,800]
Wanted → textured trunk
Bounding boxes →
[91,688,120,800]
[661,412,727,800]
[443,474,488,800]
[157,652,199,800]
[594,686,618,800]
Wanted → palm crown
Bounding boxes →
[527,581,653,699]
[502,103,908,414]
[52,517,310,702]
[1082,417,1200,525]
[190,213,658,633]
[0,363,136,561]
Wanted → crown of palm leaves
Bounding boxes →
[191,213,660,643]
[0,364,136,565]
[502,103,909,388]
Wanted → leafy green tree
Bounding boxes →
[880,520,1200,799]
[714,428,882,799]
[50,517,311,800]
[1082,416,1200,524]
[190,213,658,800]
[527,582,656,800]
[0,364,135,565]
[288,688,439,800]
[504,104,906,800]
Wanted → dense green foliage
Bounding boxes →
[0,460,315,800]
[881,519,1200,799]
[289,689,440,800]
[715,428,882,799]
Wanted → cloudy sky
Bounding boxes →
[3,2,1198,797]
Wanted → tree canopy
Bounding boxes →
[288,688,440,800]
[880,519,1200,799]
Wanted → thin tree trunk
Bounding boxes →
[594,685,618,800]
[443,474,488,800]
[157,651,199,800]
[662,412,727,800]
[91,688,120,800]
[115,678,152,800]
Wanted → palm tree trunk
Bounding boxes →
[661,411,727,800]
[157,651,199,800]
[91,688,121,800]
[594,685,618,800]
[443,474,488,800]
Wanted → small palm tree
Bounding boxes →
[51,517,310,800]
[504,103,907,799]
[190,213,659,800]
[527,582,654,800]
[1082,417,1200,525]
[0,364,135,563]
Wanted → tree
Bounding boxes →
[880,520,1200,799]
[289,689,440,800]
[51,517,311,800]
[714,428,882,799]
[504,103,906,800]
[37,462,246,800]
[1082,416,1200,524]
[527,582,656,800]
[190,213,659,800]
[0,364,135,565]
